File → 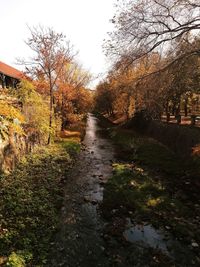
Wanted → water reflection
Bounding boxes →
[83,113,114,163]
[123,220,168,252]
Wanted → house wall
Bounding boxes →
[0,73,19,89]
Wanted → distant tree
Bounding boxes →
[55,62,91,129]
[95,81,116,116]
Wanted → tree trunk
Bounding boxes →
[47,76,53,145]
[172,102,176,116]
[191,115,196,126]
[165,101,170,122]
[126,93,131,120]
[184,98,188,117]
[60,92,65,131]
[175,101,181,124]
[167,112,170,122]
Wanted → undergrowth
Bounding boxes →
[0,139,80,266]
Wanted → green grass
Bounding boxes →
[136,141,184,175]
[109,128,199,176]
[61,139,81,156]
[103,163,167,221]
[0,139,80,266]
[101,127,200,266]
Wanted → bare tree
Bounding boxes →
[106,0,200,65]
[22,26,74,144]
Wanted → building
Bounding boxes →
[0,61,23,89]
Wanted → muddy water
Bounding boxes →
[48,114,114,267]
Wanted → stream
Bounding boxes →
[47,114,191,267]
[48,113,115,267]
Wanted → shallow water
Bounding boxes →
[47,113,115,267]
[123,219,168,252]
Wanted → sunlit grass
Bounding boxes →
[147,197,162,207]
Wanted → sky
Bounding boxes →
[0,0,116,88]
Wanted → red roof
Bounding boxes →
[0,61,23,79]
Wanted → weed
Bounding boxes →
[0,139,80,266]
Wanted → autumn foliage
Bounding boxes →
[96,0,200,123]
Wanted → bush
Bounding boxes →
[125,109,152,132]
[6,252,25,267]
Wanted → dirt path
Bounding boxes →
[48,114,114,267]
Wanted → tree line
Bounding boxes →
[95,0,200,124]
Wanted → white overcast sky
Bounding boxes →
[0,0,116,87]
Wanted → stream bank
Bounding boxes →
[101,126,200,266]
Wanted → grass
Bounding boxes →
[0,138,81,266]
[110,127,200,176]
[101,127,200,266]
[103,162,195,227]
[61,139,81,156]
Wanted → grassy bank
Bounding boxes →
[0,138,80,267]
[101,127,200,266]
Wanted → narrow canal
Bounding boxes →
[48,113,115,267]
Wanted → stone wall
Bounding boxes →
[0,134,38,173]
